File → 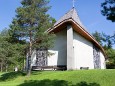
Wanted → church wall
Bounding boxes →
[73,31,94,69]
[100,51,106,69]
[29,29,67,67]
[48,29,67,66]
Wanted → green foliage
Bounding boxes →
[92,31,114,48]
[9,0,56,50]
[9,0,56,75]
[101,0,115,22]
[0,0,56,73]
[0,29,14,71]
[92,31,103,45]
[106,48,115,59]
[106,48,115,68]
[10,0,55,47]
[102,33,114,49]
[0,29,26,72]
[0,70,115,86]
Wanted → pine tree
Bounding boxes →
[0,29,26,72]
[101,0,115,22]
[9,0,55,75]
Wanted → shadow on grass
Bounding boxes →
[18,79,100,86]
[73,81,100,86]
[31,71,42,75]
[0,71,26,81]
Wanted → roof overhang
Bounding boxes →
[47,18,107,58]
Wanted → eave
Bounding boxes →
[47,18,107,58]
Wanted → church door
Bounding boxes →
[93,46,101,69]
[36,49,47,66]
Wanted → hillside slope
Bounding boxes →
[0,70,115,86]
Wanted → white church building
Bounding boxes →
[27,8,106,70]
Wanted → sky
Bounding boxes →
[0,0,115,35]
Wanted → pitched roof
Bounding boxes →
[54,7,85,28]
[47,8,106,58]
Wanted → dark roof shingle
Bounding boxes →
[54,8,85,29]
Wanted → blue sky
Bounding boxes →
[0,0,114,35]
[0,0,21,31]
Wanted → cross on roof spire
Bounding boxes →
[72,0,75,8]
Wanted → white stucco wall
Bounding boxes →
[100,51,106,69]
[30,29,67,67]
[48,29,67,66]
[29,28,106,70]
[73,31,94,69]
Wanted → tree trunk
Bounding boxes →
[0,63,3,72]
[27,30,32,76]
[23,56,25,71]
[13,66,14,71]
[5,65,8,72]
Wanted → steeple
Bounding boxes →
[53,8,85,29]
[72,0,75,8]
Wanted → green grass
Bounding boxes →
[0,69,115,86]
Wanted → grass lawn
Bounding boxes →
[0,69,115,86]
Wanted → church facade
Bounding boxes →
[28,8,106,70]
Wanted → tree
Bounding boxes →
[101,0,115,22]
[101,0,115,68]
[0,29,26,72]
[102,33,113,49]
[0,29,14,72]
[0,29,13,72]
[92,31,115,49]
[92,31,103,45]
[9,0,55,75]
[106,48,115,68]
